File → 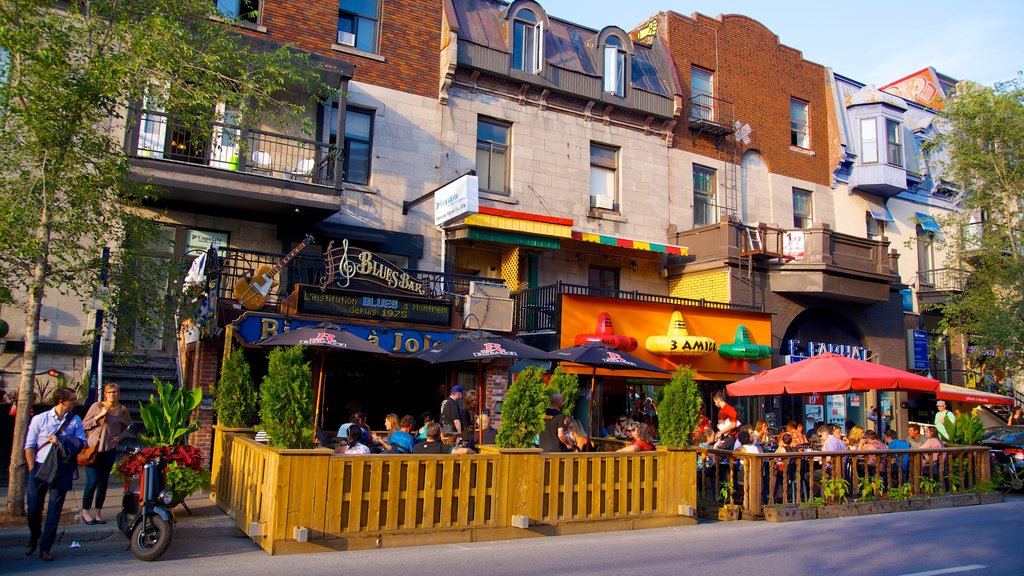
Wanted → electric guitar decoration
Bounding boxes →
[233,234,315,310]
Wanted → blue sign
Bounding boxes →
[232,313,456,355]
[910,329,929,370]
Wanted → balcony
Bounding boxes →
[687,94,736,138]
[126,109,343,223]
[848,161,907,198]
[670,220,897,304]
[916,267,965,307]
[512,282,762,336]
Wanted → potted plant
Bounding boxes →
[213,347,257,429]
[816,477,858,518]
[495,366,547,449]
[911,476,948,510]
[717,480,741,521]
[855,476,892,514]
[658,367,700,448]
[257,345,314,449]
[117,378,208,508]
[885,484,913,512]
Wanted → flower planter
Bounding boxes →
[764,505,817,523]
[889,500,911,513]
[816,503,859,519]
[978,492,1003,505]
[949,493,980,507]
[854,500,895,515]
[717,505,742,522]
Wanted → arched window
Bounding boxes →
[511,9,543,73]
[603,36,625,96]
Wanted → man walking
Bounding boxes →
[25,387,87,561]
[934,400,955,441]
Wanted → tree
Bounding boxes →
[0,0,325,514]
[548,367,579,418]
[213,348,257,427]
[658,366,701,448]
[496,366,547,449]
[259,345,314,450]
[926,76,1024,381]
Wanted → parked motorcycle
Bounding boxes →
[116,449,175,561]
[989,448,1024,493]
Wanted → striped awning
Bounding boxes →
[571,231,688,255]
[461,207,573,238]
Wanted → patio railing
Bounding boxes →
[695,445,991,518]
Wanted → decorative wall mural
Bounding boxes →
[645,311,717,356]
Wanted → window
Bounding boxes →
[691,67,714,121]
[216,0,260,23]
[790,98,809,148]
[860,117,878,163]
[917,226,935,284]
[320,99,374,185]
[588,266,620,291]
[693,165,717,227]
[511,9,543,73]
[476,118,509,194]
[792,188,813,228]
[603,37,625,96]
[885,119,903,167]
[337,0,379,53]
[866,212,886,241]
[589,143,618,210]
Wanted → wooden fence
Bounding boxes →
[210,427,697,554]
[694,445,992,518]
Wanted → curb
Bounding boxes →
[0,514,237,549]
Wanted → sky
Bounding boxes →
[540,0,1023,88]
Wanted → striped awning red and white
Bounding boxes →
[936,383,1014,406]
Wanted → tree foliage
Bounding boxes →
[0,0,327,513]
[927,76,1024,379]
[496,366,547,449]
[548,367,579,418]
[259,346,314,450]
[213,348,257,427]
[658,366,701,448]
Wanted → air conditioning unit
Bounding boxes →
[591,192,614,210]
[463,295,513,333]
[469,281,510,299]
[337,31,356,46]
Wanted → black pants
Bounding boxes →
[26,466,68,554]
[83,449,118,510]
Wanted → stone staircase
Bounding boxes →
[102,353,179,435]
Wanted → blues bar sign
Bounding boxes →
[321,239,440,298]
[297,285,451,326]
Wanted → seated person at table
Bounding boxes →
[336,423,371,455]
[417,412,435,441]
[413,423,474,455]
[845,425,864,449]
[919,425,945,477]
[885,429,911,478]
[617,423,655,452]
[377,415,416,454]
[477,412,498,445]
[738,429,762,454]
[567,418,590,452]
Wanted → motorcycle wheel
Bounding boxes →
[130,515,173,561]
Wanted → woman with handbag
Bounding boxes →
[80,382,132,525]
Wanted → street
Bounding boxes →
[3,495,1022,576]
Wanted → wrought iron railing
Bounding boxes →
[688,93,735,134]
[127,109,341,186]
[513,282,763,334]
[917,268,964,292]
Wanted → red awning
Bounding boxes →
[727,352,940,396]
[936,383,1015,406]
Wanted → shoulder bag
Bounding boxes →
[77,412,107,466]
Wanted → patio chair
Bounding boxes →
[286,157,315,181]
[251,150,273,173]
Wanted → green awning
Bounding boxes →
[466,228,561,249]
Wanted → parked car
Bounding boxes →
[981,425,1024,492]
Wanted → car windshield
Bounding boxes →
[981,427,1024,444]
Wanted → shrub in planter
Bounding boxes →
[658,366,700,448]
[213,347,256,427]
[496,366,547,449]
[258,345,314,449]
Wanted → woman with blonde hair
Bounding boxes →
[81,383,133,524]
[845,425,864,448]
[567,418,590,452]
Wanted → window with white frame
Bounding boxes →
[792,188,813,228]
[790,98,809,148]
[590,143,618,210]
[886,118,903,167]
[476,117,510,194]
[217,0,260,24]
[860,117,878,163]
[337,0,379,53]
[603,36,625,96]
[866,212,886,241]
[511,9,543,73]
[917,225,935,285]
[691,66,714,121]
[693,165,717,227]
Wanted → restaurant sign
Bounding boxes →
[295,285,451,326]
[321,239,440,298]
[232,313,455,354]
[784,339,870,364]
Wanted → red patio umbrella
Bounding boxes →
[726,352,940,397]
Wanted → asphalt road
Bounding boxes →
[4,495,1023,576]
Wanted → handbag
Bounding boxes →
[35,413,74,484]
[77,412,107,466]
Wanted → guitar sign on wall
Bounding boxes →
[233,234,314,311]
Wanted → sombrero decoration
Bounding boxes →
[574,312,638,352]
[718,325,773,360]
[645,311,717,356]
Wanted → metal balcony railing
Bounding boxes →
[128,109,341,187]
[917,268,964,292]
[688,93,736,136]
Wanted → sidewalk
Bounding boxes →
[0,473,236,549]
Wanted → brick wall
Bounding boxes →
[187,338,224,468]
[659,12,831,187]
[668,269,730,302]
[250,1,441,99]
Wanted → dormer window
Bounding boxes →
[885,119,903,167]
[603,36,625,96]
[512,9,543,73]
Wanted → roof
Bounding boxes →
[445,0,673,98]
